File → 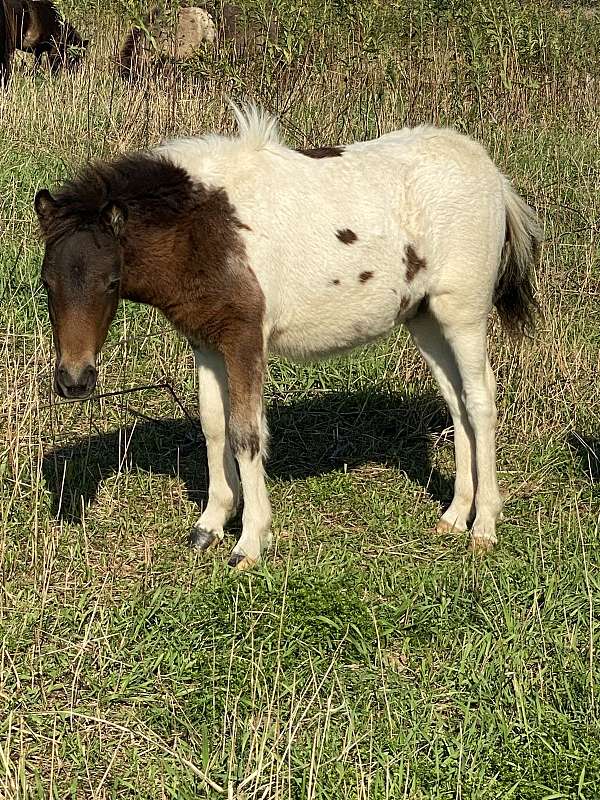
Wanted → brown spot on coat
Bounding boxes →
[332,279,340,286]
[297,146,344,159]
[359,271,373,283]
[405,244,427,282]
[398,296,410,311]
[336,228,357,244]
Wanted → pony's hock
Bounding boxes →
[35,104,540,569]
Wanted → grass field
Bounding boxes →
[1,0,599,797]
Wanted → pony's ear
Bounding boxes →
[35,189,57,218]
[101,201,128,238]
[34,189,58,234]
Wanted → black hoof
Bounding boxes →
[189,527,217,551]
[228,552,246,568]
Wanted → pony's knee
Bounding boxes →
[199,410,227,442]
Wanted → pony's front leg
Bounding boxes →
[190,349,240,550]
[222,332,272,570]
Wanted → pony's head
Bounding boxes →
[35,188,127,399]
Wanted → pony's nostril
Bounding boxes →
[57,365,73,388]
[82,364,98,391]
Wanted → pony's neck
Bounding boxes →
[120,222,191,315]
[118,184,250,345]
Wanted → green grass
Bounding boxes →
[1,0,599,797]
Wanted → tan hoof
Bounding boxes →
[435,519,466,534]
[468,534,496,554]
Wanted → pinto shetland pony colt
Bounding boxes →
[35,106,540,569]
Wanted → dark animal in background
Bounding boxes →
[118,5,215,81]
[118,3,279,81]
[7,0,88,72]
[117,5,156,81]
[0,0,15,86]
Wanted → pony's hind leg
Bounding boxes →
[190,349,240,550]
[428,297,503,551]
[407,309,476,534]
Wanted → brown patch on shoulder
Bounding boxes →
[131,181,265,459]
[405,244,427,282]
[297,146,344,159]
[336,228,357,244]
[359,271,374,283]
[332,279,340,286]
[138,184,265,352]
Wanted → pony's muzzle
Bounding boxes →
[55,362,97,399]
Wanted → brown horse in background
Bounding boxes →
[0,0,15,86]
[7,0,87,72]
[0,0,87,85]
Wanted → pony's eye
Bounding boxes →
[107,277,120,292]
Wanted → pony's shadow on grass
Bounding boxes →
[568,433,599,485]
[42,390,454,524]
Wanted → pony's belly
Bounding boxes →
[265,265,426,362]
[268,309,398,362]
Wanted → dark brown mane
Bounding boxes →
[41,153,195,242]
